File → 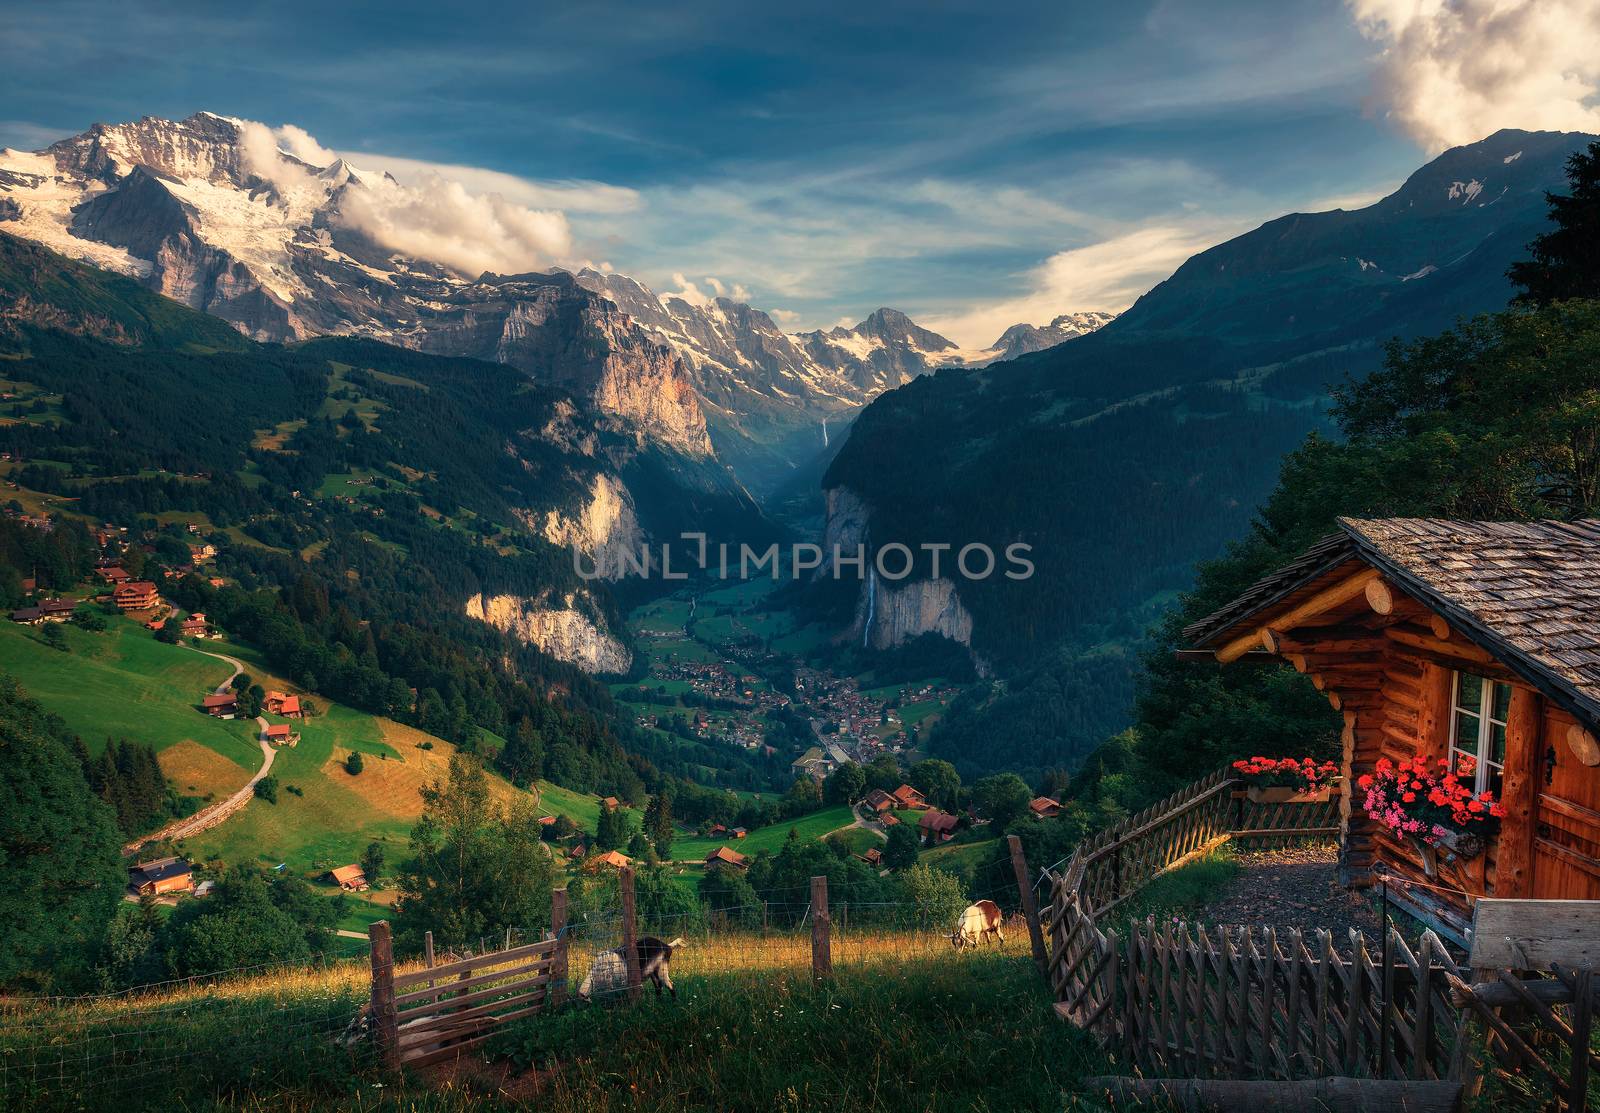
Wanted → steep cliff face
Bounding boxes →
[850,573,975,651]
[820,486,871,561]
[822,484,977,655]
[534,472,644,579]
[464,592,631,674]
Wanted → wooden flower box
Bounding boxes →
[1245,782,1337,804]
[1406,828,1487,878]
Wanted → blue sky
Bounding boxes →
[3,0,1592,344]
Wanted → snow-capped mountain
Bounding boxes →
[986,312,1119,361]
[0,111,1114,493]
[570,268,1114,490]
[0,112,713,455]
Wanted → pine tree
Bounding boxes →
[1511,141,1600,304]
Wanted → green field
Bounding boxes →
[830,825,885,856]
[0,618,261,774]
[535,779,609,833]
[672,804,857,861]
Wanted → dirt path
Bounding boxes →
[122,644,275,856]
[1200,844,1380,941]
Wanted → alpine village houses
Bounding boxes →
[1186,518,1600,942]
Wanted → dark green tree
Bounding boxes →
[883,823,920,871]
[972,772,1032,828]
[253,775,279,804]
[164,866,319,976]
[595,802,627,851]
[360,840,386,887]
[344,751,364,776]
[0,677,125,990]
[393,755,554,951]
[643,785,674,859]
[910,758,961,810]
[1511,141,1600,305]
[824,761,867,805]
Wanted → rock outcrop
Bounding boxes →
[464,592,631,674]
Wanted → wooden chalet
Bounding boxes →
[891,784,929,810]
[1029,796,1064,819]
[1187,517,1600,939]
[264,690,302,717]
[113,580,159,611]
[705,846,749,870]
[858,846,883,867]
[129,856,193,897]
[587,849,632,871]
[328,864,369,891]
[862,788,895,814]
[263,723,300,747]
[201,692,238,718]
[11,599,74,625]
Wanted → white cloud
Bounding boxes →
[1350,0,1600,152]
[335,150,641,215]
[921,221,1242,348]
[235,119,581,278]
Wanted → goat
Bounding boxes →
[578,935,685,1001]
[949,900,1004,951]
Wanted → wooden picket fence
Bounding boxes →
[1042,769,1600,1109]
[368,900,569,1069]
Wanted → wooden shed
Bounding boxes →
[1186,517,1600,941]
[129,856,194,897]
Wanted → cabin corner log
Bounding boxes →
[1214,568,1381,662]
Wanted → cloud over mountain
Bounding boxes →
[1351,0,1600,152]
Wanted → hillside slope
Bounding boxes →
[820,128,1593,775]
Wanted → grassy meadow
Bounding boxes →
[0,617,262,798]
[1,925,1111,1113]
[671,804,856,861]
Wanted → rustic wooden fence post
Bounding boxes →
[550,888,569,1008]
[811,874,832,983]
[620,865,643,1001]
[368,920,400,1069]
[423,929,435,992]
[1008,834,1048,972]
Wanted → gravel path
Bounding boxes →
[1201,844,1381,942]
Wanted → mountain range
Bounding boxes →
[0,112,1112,495]
[818,127,1597,776]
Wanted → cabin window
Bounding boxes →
[1449,672,1509,797]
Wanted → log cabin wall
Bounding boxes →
[1244,567,1600,932]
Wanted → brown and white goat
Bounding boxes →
[949,900,1004,950]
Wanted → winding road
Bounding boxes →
[122,643,276,855]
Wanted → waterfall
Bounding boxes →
[862,566,877,648]
[821,418,829,448]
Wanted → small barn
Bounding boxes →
[892,784,929,810]
[587,850,632,871]
[705,846,748,870]
[1187,517,1600,940]
[328,864,369,891]
[201,692,238,718]
[129,856,193,897]
[1029,796,1063,819]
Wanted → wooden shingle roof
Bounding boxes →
[1188,517,1600,732]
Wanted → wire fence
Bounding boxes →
[2,853,1042,1110]
[0,953,372,1112]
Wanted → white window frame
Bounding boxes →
[1448,671,1509,796]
